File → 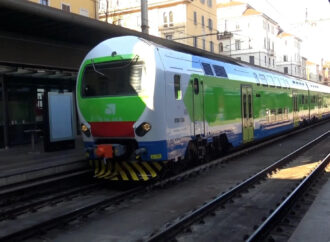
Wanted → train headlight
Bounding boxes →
[135,122,152,137]
[81,124,91,137]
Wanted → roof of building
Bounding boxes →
[278,32,293,38]
[306,61,316,66]
[242,8,261,16]
[217,1,245,8]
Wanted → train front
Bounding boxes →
[76,36,166,181]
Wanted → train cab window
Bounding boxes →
[266,75,275,87]
[258,74,268,86]
[174,75,182,100]
[82,59,144,97]
[253,73,260,85]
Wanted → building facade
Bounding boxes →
[98,0,218,53]
[216,1,278,70]
[28,0,98,19]
[276,32,304,78]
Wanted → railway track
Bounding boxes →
[146,131,330,242]
[0,120,329,241]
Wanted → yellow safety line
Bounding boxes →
[123,162,139,181]
[153,162,162,171]
[142,162,157,178]
[96,161,107,178]
[94,160,100,175]
[132,162,149,181]
[99,162,112,178]
[116,163,129,180]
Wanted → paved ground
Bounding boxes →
[0,137,86,186]
[289,163,330,242]
[37,122,330,242]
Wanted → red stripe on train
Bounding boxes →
[89,122,135,137]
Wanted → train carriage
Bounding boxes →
[76,36,330,181]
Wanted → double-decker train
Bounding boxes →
[76,36,330,181]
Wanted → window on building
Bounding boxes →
[163,12,168,27]
[272,42,274,50]
[283,55,288,62]
[166,34,173,40]
[249,56,255,65]
[237,57,241,61]
[40,0,49,6]
[193,12,197,25]
[200,0,205,4]
[208,18,213,30]
[193,37,198,48]
[284,67,288,74]
[235,40,240,50]
[264,56,267,65]
[273,59,274,67]
[219,42,223,52]
[267,39,270,50]
[169,11,173,26]
[80,8,89,17]
[207,0,212,7]
[269,57,271,65]
[62,3,70,12]
[210,41,214,52]
[202,39,206,50]
[201,16,205,28]
[264,38,266,49]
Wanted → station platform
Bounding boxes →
[0,137,88,187]
[289,164,330,242]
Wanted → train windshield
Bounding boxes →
[81,59,144,97]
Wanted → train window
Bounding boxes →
[248,94,252,118]
[301,95,305,105]
[277,108,283,121]
[193,78,199,94]
[284,108,289,120]
[253,73,260,85]
[212,65,228,78]
[258,74,268,86]
[201,63,214,76]
[174,75,182,100]
[266,75,275,87]
[265,109,270,123]
[243,94,247,118]
[82,60,144,97]
[270,109,276,122]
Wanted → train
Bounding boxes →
[76,35,330,181]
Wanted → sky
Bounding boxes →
[241,0,330,63]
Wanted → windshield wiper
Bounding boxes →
[91,59,105,76]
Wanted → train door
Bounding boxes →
[292,92,299,127]
[241,85,254,143]
[191,77,205,137]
